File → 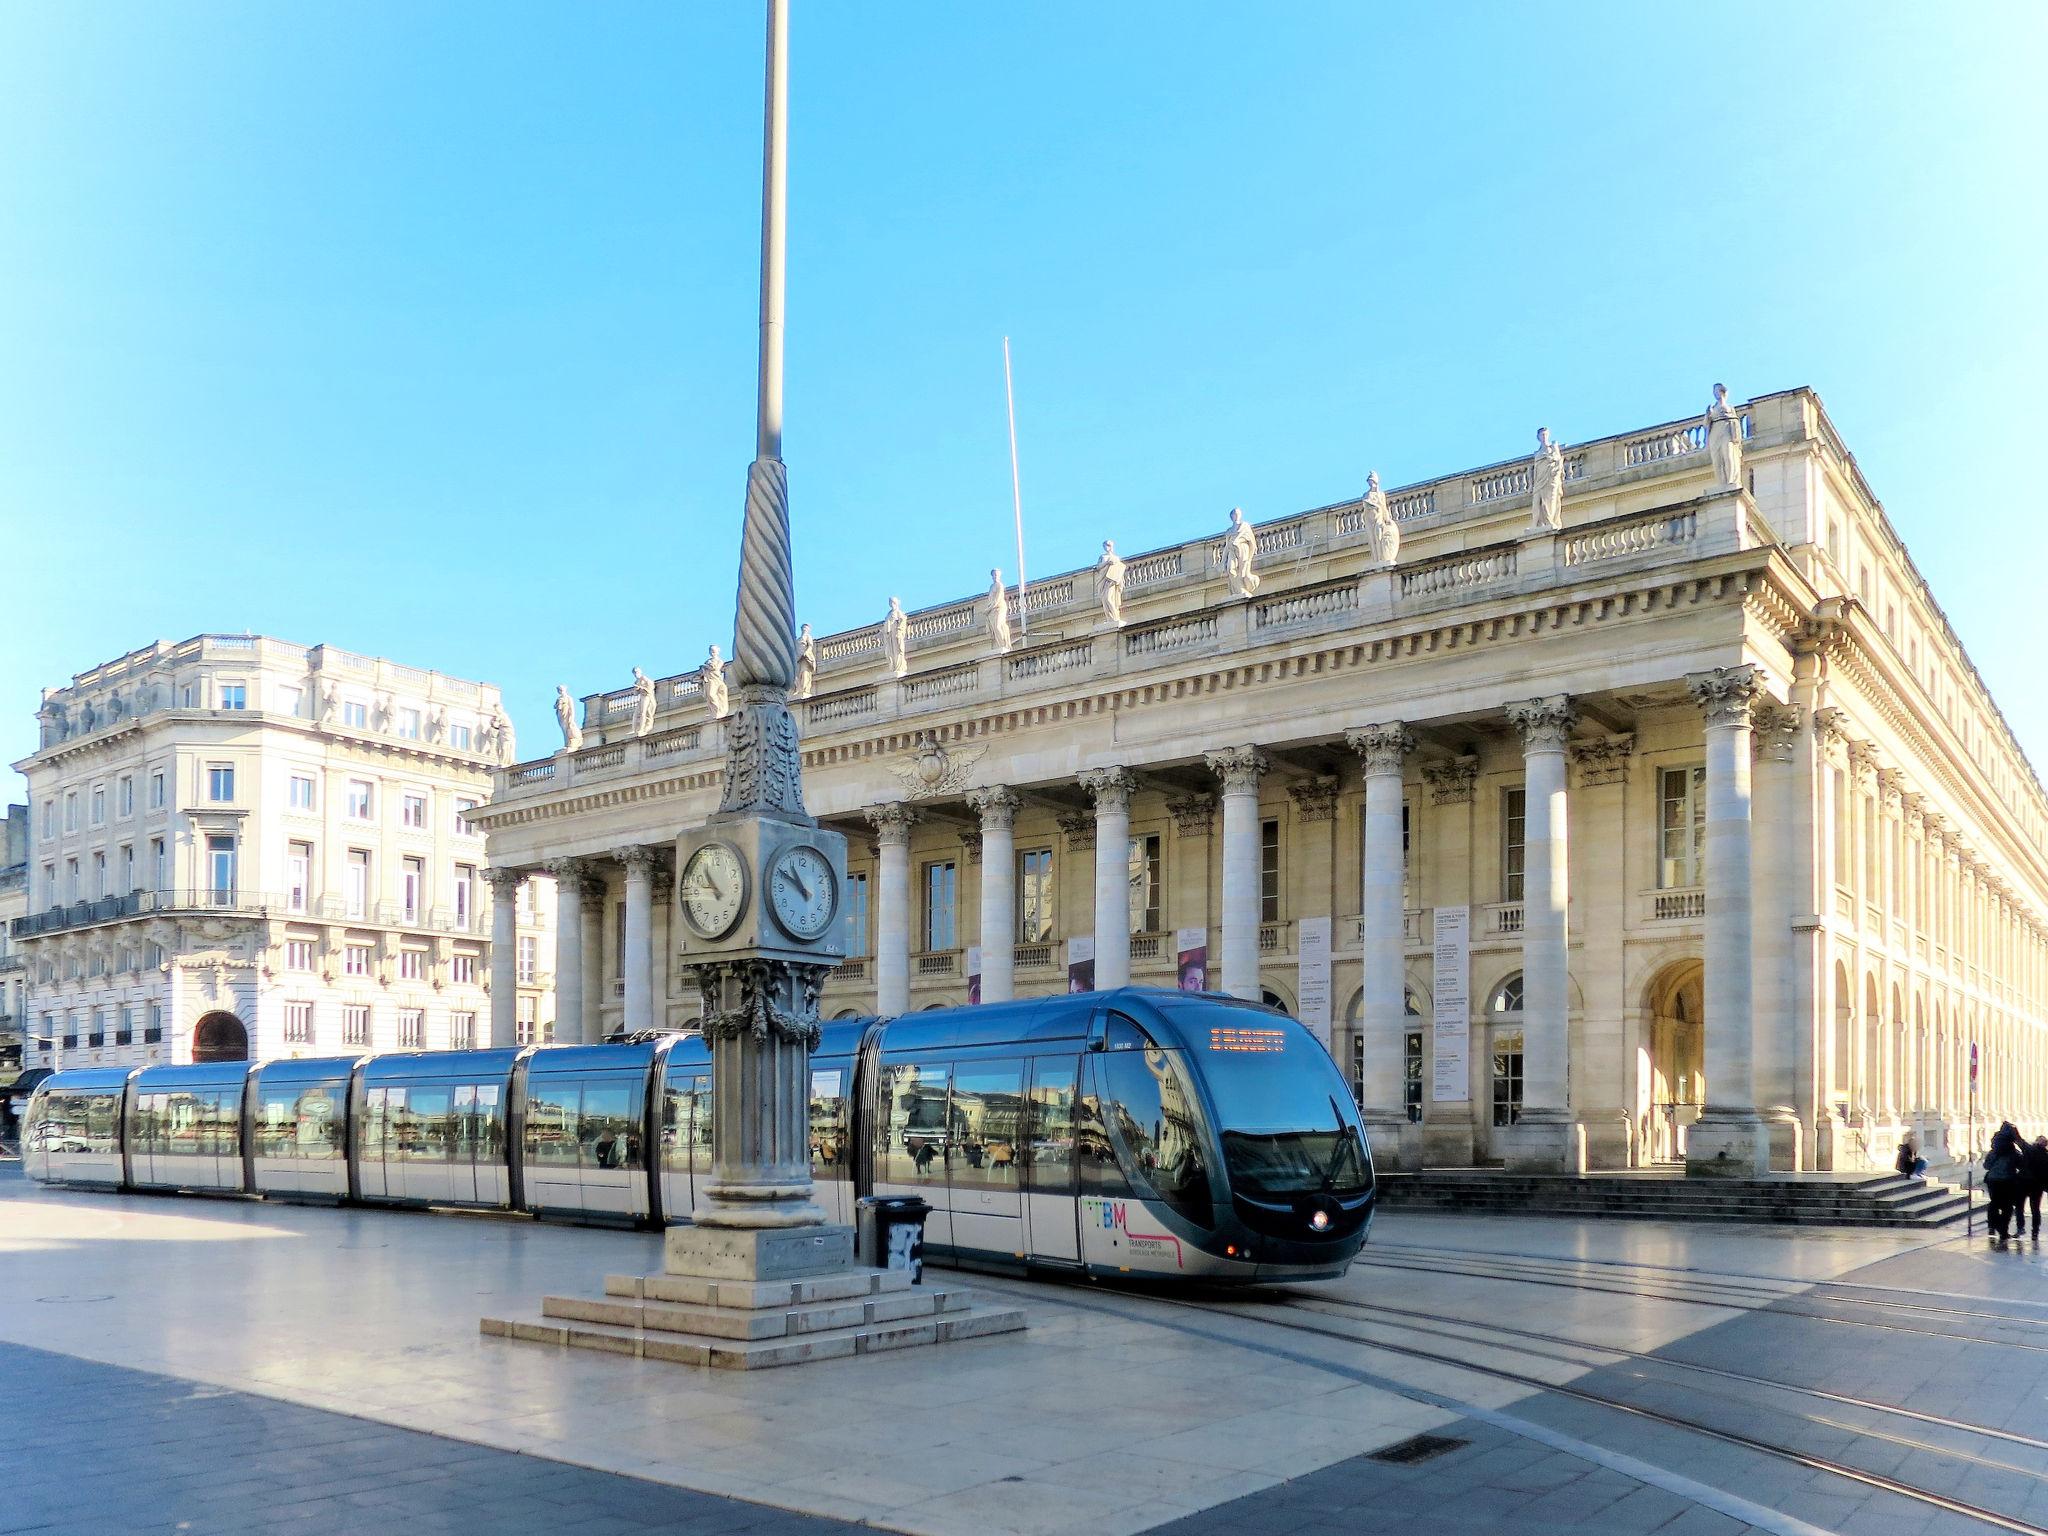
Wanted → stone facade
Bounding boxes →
[12,635,555,1070]
[0,805,27,1071]
[471,389,2048,1172]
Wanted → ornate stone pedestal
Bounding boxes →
[1685,1109,1771,1177]
[482,1224,1025,1371]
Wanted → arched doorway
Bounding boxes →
[191,1011,249,1063]
[1645,960,1704,1164]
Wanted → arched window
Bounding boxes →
[1487,973,1523,1126]
[1489,973,1524,1014]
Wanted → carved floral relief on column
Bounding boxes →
[1057,812,1095,851]
[1685,665,1762,728]
[1422,755,1480,806]
[483,867,527,897]
[966,785,1020,832]
[1204,745,1269,795]
[1506,695,1577,750]
[862,802,922,845]
[1750,701,1805,763]
[1166,794,1215,836]
[1287,776,1339,824]
[1569,733,1635,787]
[1345,723,1414,778]
[957,831,981,865]
[1078,767,1137,814]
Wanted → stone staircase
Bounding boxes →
[1374,1169,1972,1227]
[483,1264,1026,1370]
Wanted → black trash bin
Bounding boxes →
[858,1195,931,1283]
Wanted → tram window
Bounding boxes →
[166,1092,205,1157]
[467,1085,503,1160]
[83,1092,118,1154]
[404,1087,452,1161]
[257,1090,297,1158]
[132,1094,163,1156]
[300,1087,343,1158]
[580,1080,642,1171]
[1073,1077,1129,1199]
[359,1090,386,1157]
[810,1064,851,1182]
[949,1061,1024,1194]
[1025,1061,1077,1194]
[524,1081,579,1168]
[662,1075,709,1173]
[880,1061,950,1188]
[1097,1043,1211,1223]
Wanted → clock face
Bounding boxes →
[769,845,837,941]
[680,842,747,940]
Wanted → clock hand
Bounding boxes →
[703,867,724,901]
[789,866,813,901]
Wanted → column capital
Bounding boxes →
[863,802,923,845]
[542,858,606,905]
[1166,794,1215,836]
[483,867,527,895]
[1685,666,1762,729]
[1875,767,1905,812]
[1057,811,1095,851]
[1750,701,1805,763]
[957,829,981,865]
[1506,694,1576,751]
[611,845,659,876]
[1811,705,1850,751]
[1568,732,1634,787]
[1421,754,1479,806]
[1344,723,1414,778]
[1204,745,1269,795]
[965,784,1020,830]
[1078,766,1137,813]
[1286,775,1339,823]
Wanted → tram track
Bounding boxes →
[962,1272,2048,1534]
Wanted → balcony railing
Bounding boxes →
[915,950,960,978]
[1647,889,1706,922]
[11,889,491,940]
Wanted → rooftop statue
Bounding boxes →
[702,645,729,719]
[1360,471,1400,566]
[986,569,1013,654]
[630,667,657,737]
[1530,428,1565,531]
[1223,507,1259,597]
[882,596,910,677]
[489,703,515,765]
[555,685,582,754]
[1705,382,1742,488]
[1095,540,1126,628]
[793,624,816,699]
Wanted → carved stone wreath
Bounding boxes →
[696,959,829,1050]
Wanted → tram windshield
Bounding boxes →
[1194,1020,1371,1200]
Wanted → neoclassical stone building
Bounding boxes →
[12,635,556,1070]
[472,388,2048,1172]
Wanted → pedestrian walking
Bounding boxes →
[2022,1135,2048,1242]
[1984,1122,2025,1242]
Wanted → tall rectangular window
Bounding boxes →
[150,837,167,893]
[118,775,134,817]
[1016,848,1054,943]
[118,844,133,893]
[1128,834,1161,935]
[90,786,105,825]
[1501,787,1527,903]
[517,935,537,984]
[343,944,371,977]
[116,1005,133,1046]
[844,871,869,956]
[455,798,480,835]
[451,953,477,985]
[289,774,316,811]
[515,995,540,1046]
[1658,765,1707,889]
[343,1006,370,1047]
[346,850,371,918]
[146,1002,162,1045]
[401,855,425,921]
[92,851,106,898]
[279,685,303,717]
[454,864,475,928]
[398,949,426,981]
[346,780,373,820]
[343,699,367,728]
[284,1002,314,1044]
[1259,818,1281,923]
[398,708,422,740]
[288,841,313,912]
[206,835,236,902]
[41,800,53,839]
[149,770,164,810]
[397,1009,424,1047]
[923,861,957,952]
[451,1012,477,1050]
[285,939,316,971]
[64,791,78,832]
[218,683,247,710]
[401,793,427,830]
[450,723,473,751]
[208,764,235,802]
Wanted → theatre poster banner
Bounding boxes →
[1296,914,1332,1050]
[1067,935,1095,994]
[1175,927,1208,992]
[1432,905,1471,1103]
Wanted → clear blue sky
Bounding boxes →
[4,3,2045,783]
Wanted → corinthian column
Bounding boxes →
[967,788,1019,1003]
[614,846,657,1034]
[484,868,524,1048]
[1205,746,1268,1000]
[865,804,920,1015]
[543,859,588,1045]
[1081,767,1137,991]
[1346,724,1413,1153]
[1505,696,1576,1171]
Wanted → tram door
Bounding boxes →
[948,1060,1025,1258]
[660,1072,710,1220]
[1023,1057,1080,1263]
[457,1085,506,1206]
[357,1088,395,1199]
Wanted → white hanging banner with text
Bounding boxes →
[1431,905,1471,1103]
[1296,915,1332,1051]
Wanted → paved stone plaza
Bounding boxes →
[4,1163,2044,1535]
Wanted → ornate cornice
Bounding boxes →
[1287,776,1338,824]
[1686,665,1762,729]
[1506,694,1576,752]
[1570,733,1635,787]
[1421,755,1479,806]
[1205,745,1269,796]
[1078,766,1137,814]
[1345,723,1413,778]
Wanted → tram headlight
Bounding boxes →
[1309,1208,1330,1232]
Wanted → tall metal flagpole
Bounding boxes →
[1004,337,1028,641]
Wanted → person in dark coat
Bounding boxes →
[1984,1122,2025,1241]
[1895,1136,1927,1180]
[2022,1135,2048,1242]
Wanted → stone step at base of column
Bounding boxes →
[482,1297,1025,1371]
[542,1283,959,1341]
[601,1266,914,1310]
